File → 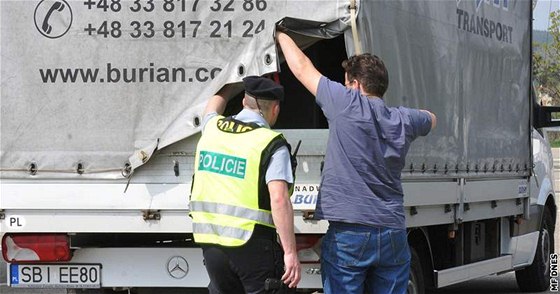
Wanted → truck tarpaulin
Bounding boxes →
[343,0,532,178]
[1,0,532,180]
[0,0,349,179]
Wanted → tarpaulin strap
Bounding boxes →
[349,0,363,55]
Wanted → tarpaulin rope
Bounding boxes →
[350,0,363,54]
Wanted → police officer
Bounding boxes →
[190,76,301,294]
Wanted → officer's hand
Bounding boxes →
[282,252,301,288]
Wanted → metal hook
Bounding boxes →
[77,162,84,175]
[28,162,38,176]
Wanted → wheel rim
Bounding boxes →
[408,272,419,294]
[541,228,550,275]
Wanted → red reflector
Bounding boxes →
[296,234,322,263]
[2,234,72,262]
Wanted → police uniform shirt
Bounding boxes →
[202,111,294,184]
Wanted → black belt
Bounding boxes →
[251,224,277,241]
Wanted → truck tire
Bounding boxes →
[408,247,425,294]
[515,206,555,292]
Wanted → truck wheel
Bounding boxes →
[408,247,425,294]
[515,206,555,292]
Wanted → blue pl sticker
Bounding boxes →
[10,264,19,284]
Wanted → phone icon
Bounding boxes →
[34,0,73,39]
[41,1,65,35]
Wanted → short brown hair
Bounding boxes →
[342,54,388,97]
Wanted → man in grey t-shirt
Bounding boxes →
[277,31,436,293]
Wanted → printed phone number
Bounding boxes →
[84,19,265,39]
[84,0,268,13]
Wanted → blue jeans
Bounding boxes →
[320,222,411,294]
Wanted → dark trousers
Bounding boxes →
[201,232,285,294]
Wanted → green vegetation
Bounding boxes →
[534,11,559,101]
[550,139,560,148]
[534,30,552,46]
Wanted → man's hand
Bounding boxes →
[282,251,301,288]
[268,180,301,288]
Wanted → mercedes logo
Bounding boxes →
[167,256,189,279]
[34,0,73,39]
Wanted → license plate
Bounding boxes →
[9,264,101,288]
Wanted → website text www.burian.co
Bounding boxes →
[39,63,222,84]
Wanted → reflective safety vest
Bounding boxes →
[190,115,289,247]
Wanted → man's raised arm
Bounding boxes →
[203,83,243,117]
[276,31,322,97]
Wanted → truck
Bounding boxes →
[0,0,556,292]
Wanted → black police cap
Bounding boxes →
[242,76,284,101]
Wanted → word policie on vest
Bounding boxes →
[198,150,247,179]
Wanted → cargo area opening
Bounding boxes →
[224,34,348,129]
